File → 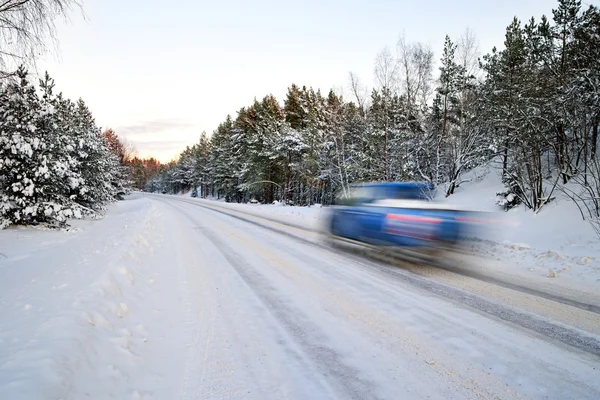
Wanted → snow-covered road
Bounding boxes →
[1,194,599,399]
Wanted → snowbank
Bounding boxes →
[445,163,600,289]
[0,194,185,399]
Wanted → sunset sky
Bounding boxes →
[37,0,568,162]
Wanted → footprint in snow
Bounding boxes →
[52,283,68,290]
[131,390,154,399]
[577,256,596,265]
[117,267,135,283]
[116,302,129,318]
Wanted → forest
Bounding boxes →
[142,0,599,232]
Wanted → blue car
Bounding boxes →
[326,182,478,252]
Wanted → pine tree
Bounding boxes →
[0,68,47,227]
[209,116,239,201]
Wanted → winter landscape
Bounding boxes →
[1,0,600,399]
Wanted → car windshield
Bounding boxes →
[335,184,432,205]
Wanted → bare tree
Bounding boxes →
[456,27,481,80]
[396,33,434,109]
[455,29,481,150]
[348,71,368,111]
[0,0,82,77]
[412,42,434,108]
[372,48,396,181]
[396,33,415,106]
[121,138,138,164]
[374,46,398,92]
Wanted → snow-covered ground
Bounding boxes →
[1,191,600,399]
[0,195,188,399]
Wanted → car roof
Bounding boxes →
[350,181,434,190]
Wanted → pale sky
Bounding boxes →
[37,0,579,163]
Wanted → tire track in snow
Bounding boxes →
[198,229,384,400]
[164,208,248,400]
[162,199,383,400]
[153,198,349,399]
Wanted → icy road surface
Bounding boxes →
[1,193,599,399]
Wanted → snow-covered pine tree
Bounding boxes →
[74,99,124,208]
[434,34,491,196]
[283,84,310,204]
[194,132,211,197]
[479,18,531,208]
[1,69,82,227]
[38,75,95,220]
[208,116,238,201]
[340,100,369,185]
[434,36,464,191]
[367,87,403,182]
[302,88,328,205]
[0,67,47,227]
[324,89,349,198]
[255,94,286,204]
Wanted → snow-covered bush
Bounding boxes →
[495,191,520,211]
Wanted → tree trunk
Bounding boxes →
[556,124,570,184]
[286,152,291,204]
[592,115,599,159]
[502,139,509,180]
[384,130,388,181]
[446,164,462,197]
[266,163,271,204]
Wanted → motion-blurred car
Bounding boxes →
[325,182,483,257]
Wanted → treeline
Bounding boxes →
[147,1,599,223]
[0,69,131,228]
[129,156,164,190]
